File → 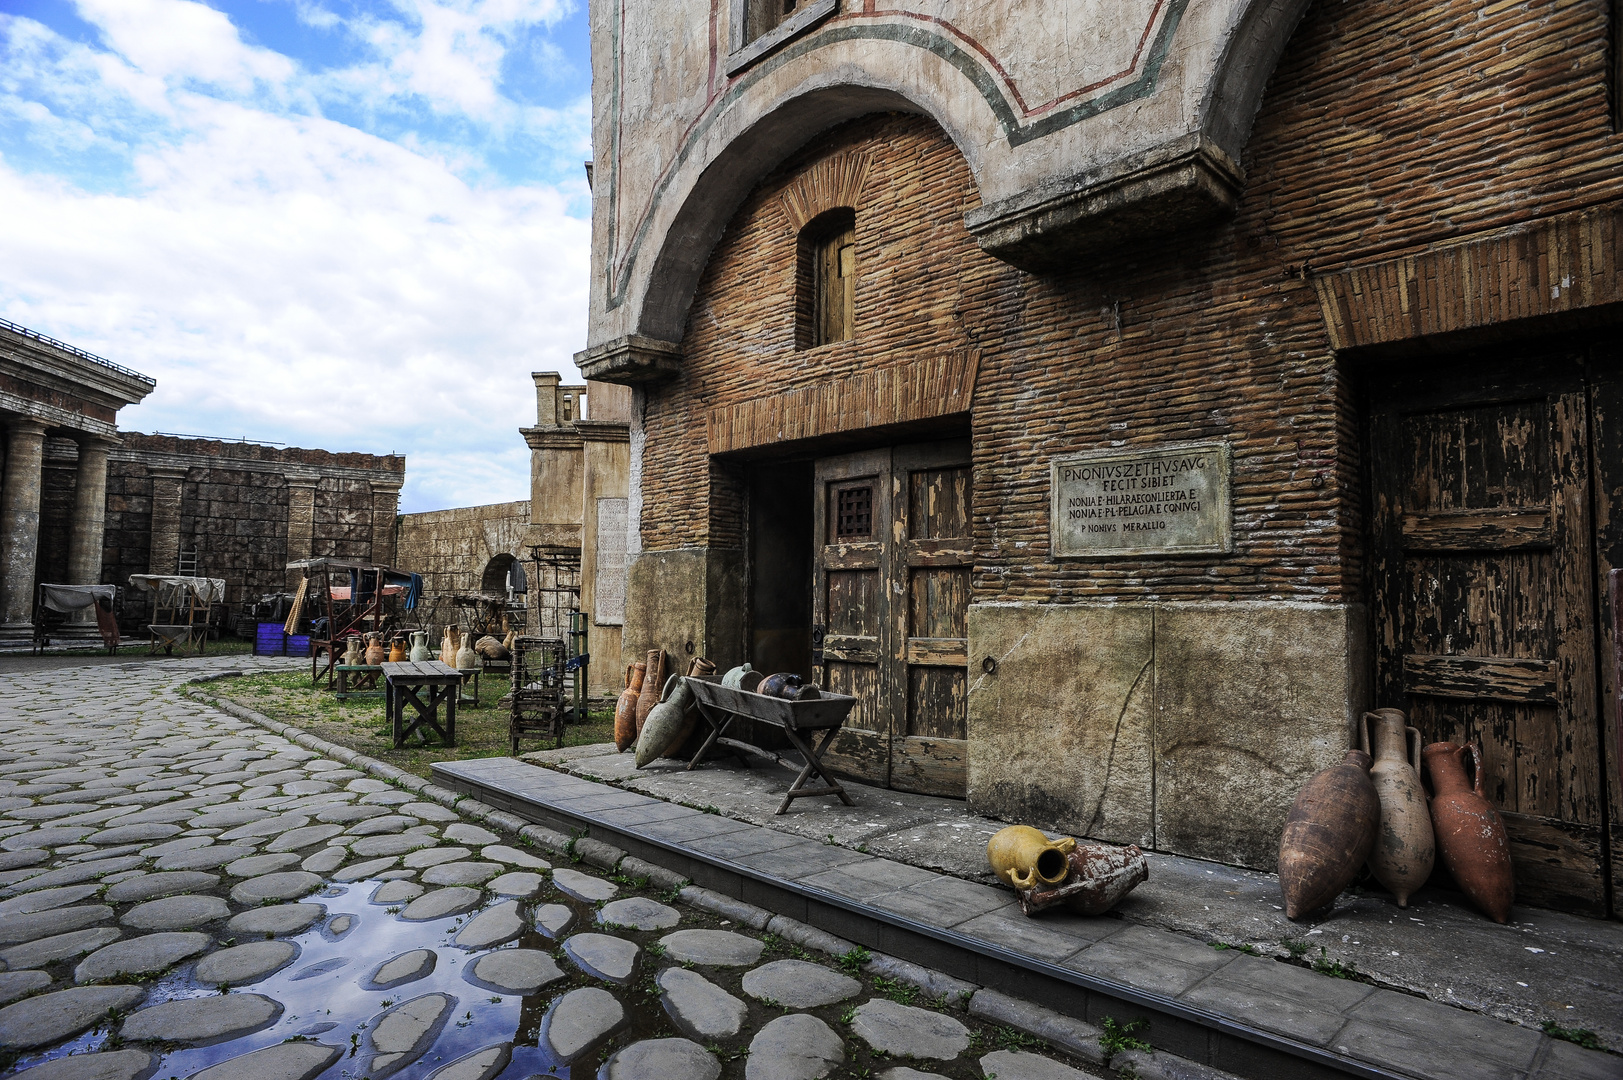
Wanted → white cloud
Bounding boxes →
[0,4,591,513]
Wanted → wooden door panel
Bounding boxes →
[890,736,967,797]
[906,666,966,739]
[814,451,891,787]
[908,567,968,639]
[1371,375,1605,916]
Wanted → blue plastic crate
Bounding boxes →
[254,622,287,656]
[285,634,312,658]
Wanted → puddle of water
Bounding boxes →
[7,878,692,1080]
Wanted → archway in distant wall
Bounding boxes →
[481,553,517,595]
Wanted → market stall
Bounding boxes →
[286,557,423,689]
[33,584,121,654]
[128,575,226,656]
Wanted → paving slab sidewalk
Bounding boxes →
[434,751,1623,1080]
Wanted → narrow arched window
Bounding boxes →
[797,208,856,348]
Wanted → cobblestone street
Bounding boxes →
[0,657,1113,1080]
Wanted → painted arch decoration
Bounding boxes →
[582,0,1311,378]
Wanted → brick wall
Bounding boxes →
[641,0,1623,603]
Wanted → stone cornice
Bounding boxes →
[574,420,632,444]
[110,448,404,485]
[522,426,587,451]
[0,327,154,413]
[0,391,119,438]
[573,334,682,386]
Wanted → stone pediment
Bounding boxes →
[582,0,1310,381]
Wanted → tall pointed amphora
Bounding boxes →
[1423,741,1514,923]
[1360,709,1435,907]
[635,649,666,736]
[615,662,646,752]
[1278,749,1379,919]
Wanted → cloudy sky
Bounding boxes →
[0,0,592,513]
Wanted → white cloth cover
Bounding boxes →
[38,584,117,613]
[128,576,226,603]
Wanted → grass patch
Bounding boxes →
[205,668,614,779]
[1541,1021,1603,1050]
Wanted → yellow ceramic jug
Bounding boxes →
[987,825,1077,890]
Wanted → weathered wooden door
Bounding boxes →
[813,441,971,797]
[1370,369,1605,915]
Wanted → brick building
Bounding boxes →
[579,0,1623,917]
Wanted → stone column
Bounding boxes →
[369,479,403,567]
[284,472,319,588]
[147,465,189,576]
[0,419,50,638]
[65,435,118,627]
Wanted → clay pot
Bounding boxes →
[440,627,459,667]
[615,662,646,753]
[721,663,755,690]
[636,673,696,768]
[364,633,386,667]
[1019,843,1150,916]
[758,672,805,700]
[987,825,1077,890]
[408,631,430,663]
[1424,741,1515,923]
[1360,709,1435,908]
[1278,749,1380,919]
[343,636,364,667]
[388,637,407,663]
[635,650,666,735]
[455,633,479,671]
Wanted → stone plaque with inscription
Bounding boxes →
[1051,442,1232,557]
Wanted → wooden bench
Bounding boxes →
[335,664,385,701]
[684,678,858,815]
[383,660,461,748]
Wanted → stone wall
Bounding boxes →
[99,434,405,629]
[395,500,530,636]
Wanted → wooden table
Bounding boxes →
[457,667,481,705]
[685,678,858,814]
[335,664,384,701]
[383,660,460,748]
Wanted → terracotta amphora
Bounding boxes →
[408,631,430,663]
[343,636,364,667]
[987,825,1077,890]
[634,649,666,735]
[1278,749,1380,919]
[1018,843,1150,916]
[364,633,386,667]
[615,662,646,752]
[1360,709,1435,908]
[1423,741,1515,923]
[388,636,407,663]
[455,631,479,671]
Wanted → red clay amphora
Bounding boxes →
[634,649,666,736]
[1360,709,1435,907]
[1278,749,1379,919]
[614,662,645,753]
[1423,741,1514,923]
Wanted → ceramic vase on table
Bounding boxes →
[364,633,386,667]
[409,631,430,663]
[440,627,459,667]
[1278,749,1380,919]
[987,825,1077,890]
[1423,741,1515,923]
[343,636,364,667]
[635,649,666,735]
[1360,709,1435,907]
[615,662,646,752]
[388,637,407,663]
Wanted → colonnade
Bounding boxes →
[0,416,119,638]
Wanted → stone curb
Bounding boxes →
[181,682,1236,1080]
